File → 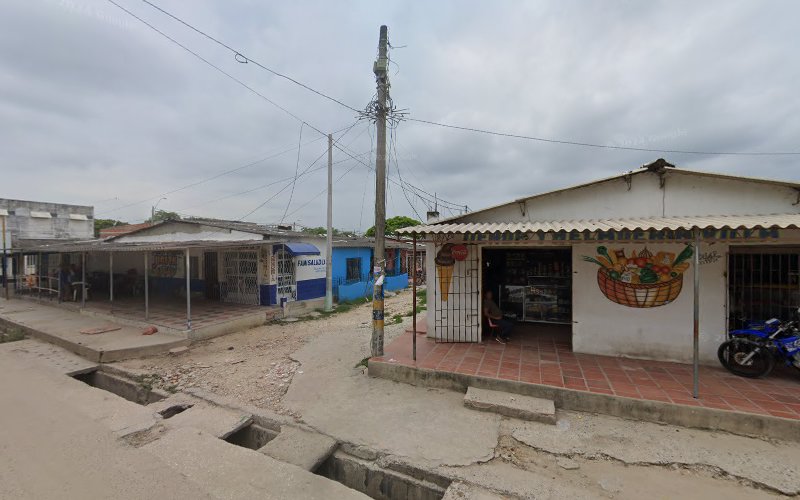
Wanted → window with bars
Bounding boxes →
[728,249,800,329]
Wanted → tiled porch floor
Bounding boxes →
[376,328,800,420]
[85,298,268,330]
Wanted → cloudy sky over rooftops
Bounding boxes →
[2,0,798,231]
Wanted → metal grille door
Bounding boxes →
[433,245,480,342]
[275,248,296,302]
[221,250,259,305]
[728,250,800,329]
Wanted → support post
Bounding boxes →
[412,233,417,361]
[109,252,114,309]
[324,133,334,312]
[1,215,8,300]
[185,248,191,331]
[81,252,86,308]
[38,252,42,299]
[144,252,149,320]
[371,24,389,358]
[57,253,62,303]
[692,228,701,399]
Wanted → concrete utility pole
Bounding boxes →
[371,25,389,358]
[2,214,8,300]
[324,133,334,312]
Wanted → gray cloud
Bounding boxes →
[1,0,798,232]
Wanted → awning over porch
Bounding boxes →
[275,242,320,256]
[11,239,281,253]
[397,213,800,236]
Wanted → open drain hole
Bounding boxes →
[71,370,166,405]
[315,453,448,500]
[224,423,278,450]
[159,404,193,419]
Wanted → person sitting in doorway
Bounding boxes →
[483,289,512,343]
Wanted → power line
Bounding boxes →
[97,122,354,217]
[280,123,305,223]
[138,0,361,114]
[238,124,368,221]
[406,118,800,156]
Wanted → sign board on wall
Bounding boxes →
[296,256,326,281]
[151,251,180,277]
[456,228,783,243]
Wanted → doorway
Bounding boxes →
[204,252,219,300]
[275,248,296,303]
[482,247,573,345]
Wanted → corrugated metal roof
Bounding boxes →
[397,213,800,235]
[12,239,280,253]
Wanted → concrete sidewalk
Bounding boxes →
[0,298,187,362]
[281,318,799,497]
[0,339,369,500]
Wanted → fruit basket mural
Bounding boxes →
[583,245,693,308]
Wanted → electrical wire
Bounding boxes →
[97,122,355,217]
[406,118,800,156]
[137,0,360,113]
[238,124,368,221]
[280,123,305,223]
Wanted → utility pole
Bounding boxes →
[371,25,389,357]
[324,133,333,312]
[2,214,8,300]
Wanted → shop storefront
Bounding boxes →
[401,161,800,364]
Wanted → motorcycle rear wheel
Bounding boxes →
[718,339,775,378]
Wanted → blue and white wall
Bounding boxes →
[260,236,328,306]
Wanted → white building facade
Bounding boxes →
[403,162,800,364]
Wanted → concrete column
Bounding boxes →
[144,252,149,321]
[109,252,114,308]
[185,248,191,331]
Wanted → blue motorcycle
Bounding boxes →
[718,310,800,378]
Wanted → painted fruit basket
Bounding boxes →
[596,267,683,308]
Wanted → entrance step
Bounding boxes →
[258,425,338,471]
[463,387,556,424]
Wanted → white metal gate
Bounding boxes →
[275,248,296,302]
[221,250,259,305]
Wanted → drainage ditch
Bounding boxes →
[224,423,278,450]
[71,368,448,500]
[315,452,448,500]
[72,369,166,405]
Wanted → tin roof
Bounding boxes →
[397,213,800,235]
[12,238,279,253]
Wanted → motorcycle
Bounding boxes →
[718,308,800,378]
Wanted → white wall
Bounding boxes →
[572,241,728,364]
[459,170,800,223]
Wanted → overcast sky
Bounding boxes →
[2,0,798,231]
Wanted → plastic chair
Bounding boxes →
[485,314,503,342]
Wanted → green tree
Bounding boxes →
[301,226,358,238]
[365,216,421,237]
[152,210,181,222]
[94,219,127,237]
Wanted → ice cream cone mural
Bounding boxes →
[435,244,456,301]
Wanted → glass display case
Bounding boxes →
[499,277,571,324]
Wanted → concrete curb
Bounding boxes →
[0,316,189,363]
[368,359,800,442]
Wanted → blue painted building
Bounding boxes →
[331,238,414,302]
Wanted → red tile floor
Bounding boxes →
[376,325,800,420]
[85,297,267,330]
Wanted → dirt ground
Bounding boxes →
[117,290,418,417]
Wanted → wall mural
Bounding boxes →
[583,245,693,308]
